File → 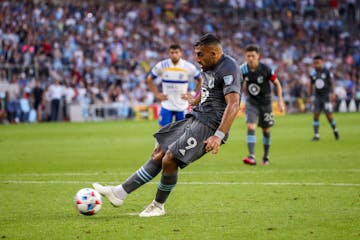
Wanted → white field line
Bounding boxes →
[0,180,359,187]
[1,169,360,177]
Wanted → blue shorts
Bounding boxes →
[159,107,185,127]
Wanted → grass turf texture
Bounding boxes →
[0,113,359,240]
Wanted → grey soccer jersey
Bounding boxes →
[310,68,333,101]
[241,62,276,105]
[189,54,242,130]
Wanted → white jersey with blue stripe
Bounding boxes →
[150,58,200,111]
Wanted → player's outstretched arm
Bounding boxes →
[204,92,240,154]
[146,75,168,101]
[273,78,285,112]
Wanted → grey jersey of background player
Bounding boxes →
[310,66,333,101]
[243,63,276,105]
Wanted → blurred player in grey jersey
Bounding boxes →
[93,33,241,217]
[241,44,284,165]
[309,55,339,141]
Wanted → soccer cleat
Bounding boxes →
[311,136,320,141]
[92,183,123,207]
[243,156,256,165]
[139,201,165,217]
[262,157,270,165]
[334,130,339,140]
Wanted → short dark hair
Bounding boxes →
[245,44,260,53]
[169,44,181,51]
[313,55,323,60]
[194,33,221,47]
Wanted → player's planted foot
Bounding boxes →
[311,135,320,141]
[262,157,270,165]
[92,183,124,207]
[243,156,256,165]
[139,200,165,217]
[334,130,339,140]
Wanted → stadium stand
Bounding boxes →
[0,0,359,123]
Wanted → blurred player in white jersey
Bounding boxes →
[146,44,202,127]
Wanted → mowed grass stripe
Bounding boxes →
[1,169,360,177]
[1,180,360,187]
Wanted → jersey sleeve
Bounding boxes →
[221,60,242,96]
[269,67,277,82]
[309,69,316,83]
[187,63,201,81]
[150,61,163,79]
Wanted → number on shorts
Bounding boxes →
[264,113,273,122]
[179,137,198,156]
[185,137,197,150]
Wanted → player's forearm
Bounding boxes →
[309,84,313,97]
[217,95,240,134]
[146,77,159,95]
[190,91,201,106]
[276,85,283,102]
[274,79,283,100]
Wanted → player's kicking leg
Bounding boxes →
[93,146,164,207]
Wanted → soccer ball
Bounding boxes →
[74,188,102,216]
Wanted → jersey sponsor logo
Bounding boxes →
[257,76,263,84]
[223,75,234,85]
[248,83,261,96]
[315,78,325,89]
[201,88,209,104]
[203,72,215,89]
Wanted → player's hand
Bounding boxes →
[155,93,168,101]
[181,93,190,100]
[278,100,285,113]
[182,93,197,106]
[204,136,221,154]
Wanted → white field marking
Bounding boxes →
[1,180,359,187]
[1,169,360,177]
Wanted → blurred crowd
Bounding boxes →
[0,0,359,123]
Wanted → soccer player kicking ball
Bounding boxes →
[240,44,284,166]
[309,55,339,141]
[93,33,241,217]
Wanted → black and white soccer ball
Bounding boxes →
[74,188,102,216]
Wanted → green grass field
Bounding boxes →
[0,113,359,240]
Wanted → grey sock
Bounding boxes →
[263,131,271,159]
[313,120,319,135]
[122,158,162,194]
[155,172,178,204]
[247,129,256,156]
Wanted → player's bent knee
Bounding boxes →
[152,145,165,162]
[162,151,178,173]
[247,124,256,130]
